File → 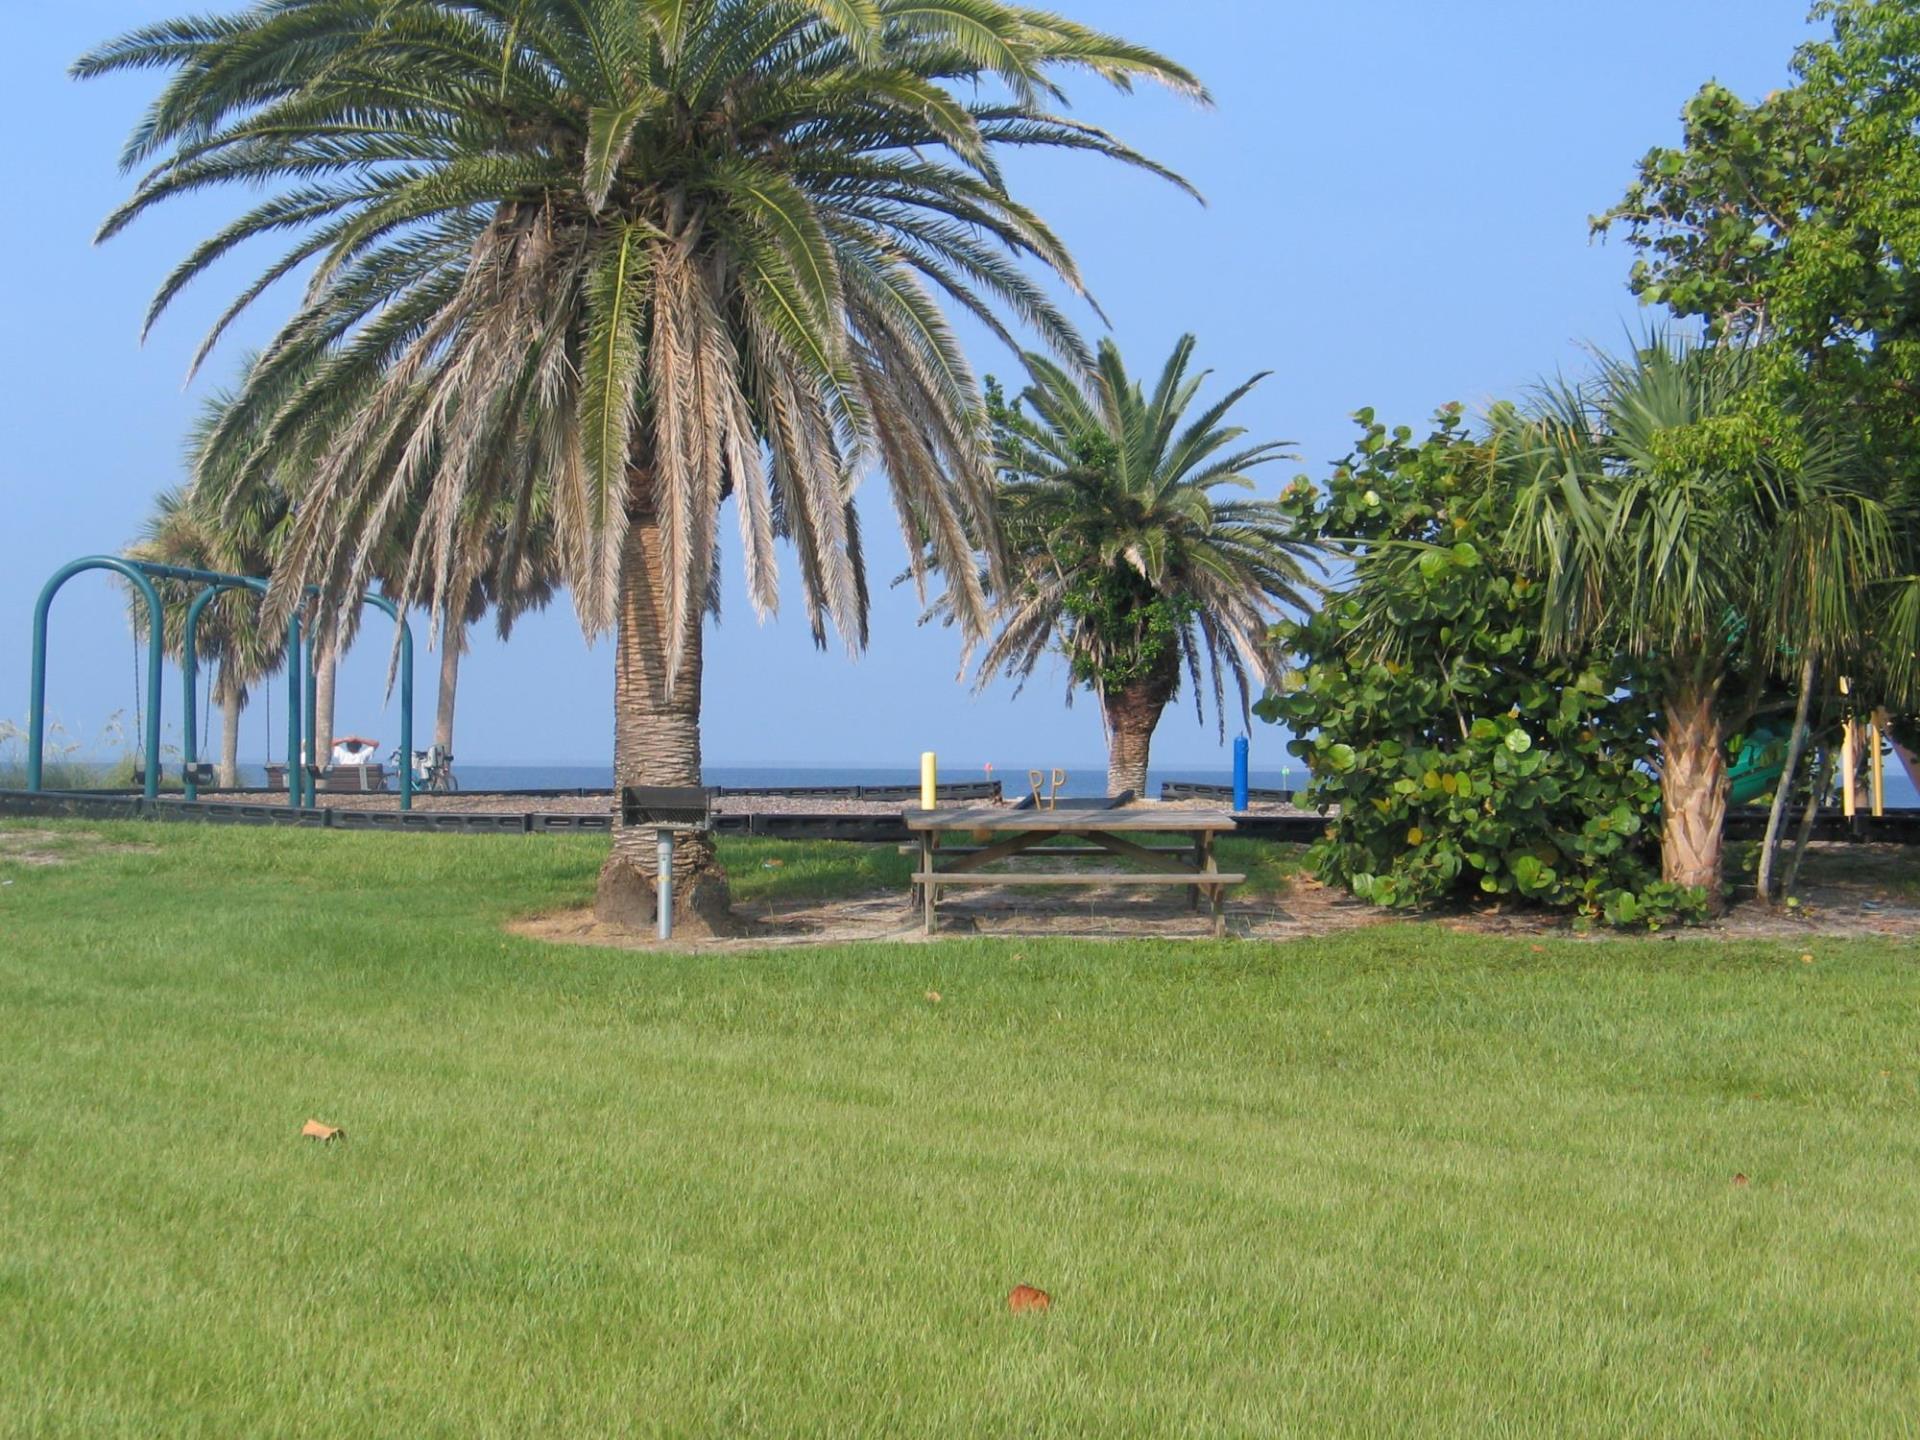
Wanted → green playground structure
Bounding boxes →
[1728,726,1789,808]
[24,555,413,809]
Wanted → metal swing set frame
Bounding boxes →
[24,555,415,811]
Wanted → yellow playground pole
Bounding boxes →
[920,751,937,810]
[1870,716,1886,817]
[1839,678,1858,819]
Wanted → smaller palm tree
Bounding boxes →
[414,492,561,764]
[124,481,287,787]
[1507,335,1895,908]
[957,336,1316,796]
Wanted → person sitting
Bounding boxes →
[330,736,377,768]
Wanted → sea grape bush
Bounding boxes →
[1258,407,1706,927]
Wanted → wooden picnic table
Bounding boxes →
[904,805,1243,938]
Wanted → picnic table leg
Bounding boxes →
[1201,830,1226,938]
[921,831,937,937]
[1190,832,1205,911]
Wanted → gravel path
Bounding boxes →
[205,788,1327,819]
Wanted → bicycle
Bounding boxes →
[394,745,458,794]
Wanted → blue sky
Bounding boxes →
[0,1,1818,772]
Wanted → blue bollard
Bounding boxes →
[1232,735,1250,812]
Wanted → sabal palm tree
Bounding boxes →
[126,390,295,786]
[1508,336,1894,909]
[964,335,1315,796]
[125,489,285,788]
[125,489,240,785]
[417,491,562,763]
[80,0,1202,932]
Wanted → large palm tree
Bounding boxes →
[1508,336,1894,910]
[80,0,1202,931]
[961,335,1315,796]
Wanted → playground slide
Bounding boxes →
[1882,715,1920,798]
[1728,727,1786,808]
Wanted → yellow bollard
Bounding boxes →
[1870,718,1886,817]
[921,751,938,810]
[1840,678,1858,818]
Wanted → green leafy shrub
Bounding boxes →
[1258,407,1706,928]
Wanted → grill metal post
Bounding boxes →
[621,786,710,943]
[657,828,675,941]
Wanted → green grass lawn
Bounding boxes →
[2,822,1918,1436]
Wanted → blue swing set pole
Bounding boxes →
[303,617,319,809]
[121,560,302,806]
[300,594,413,810]
[288,615,305,807]
[183,584,234,803]
[357,593,415,812]
[181,578,302,805]
[28,557,165,803]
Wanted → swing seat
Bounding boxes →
[132,762,214,789]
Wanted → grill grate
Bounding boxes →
[620,785,713,831]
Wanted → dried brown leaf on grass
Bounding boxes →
[1007,1284,1051,1313]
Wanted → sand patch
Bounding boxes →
[511,875,1391,953]
[0,828,156,868]
[510,847,1920,953]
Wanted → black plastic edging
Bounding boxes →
[5,787,1918,846]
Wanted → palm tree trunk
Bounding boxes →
[594,504,733,935]
[1101,652,1178,799]
[1757,652,1817,904]
[434,619,462,756]
[216,670,242,790]
[1782,746,1832,898]
[313,654,338,767]
[1659,678,1729,911]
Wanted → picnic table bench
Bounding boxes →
[905,804,1243,937]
